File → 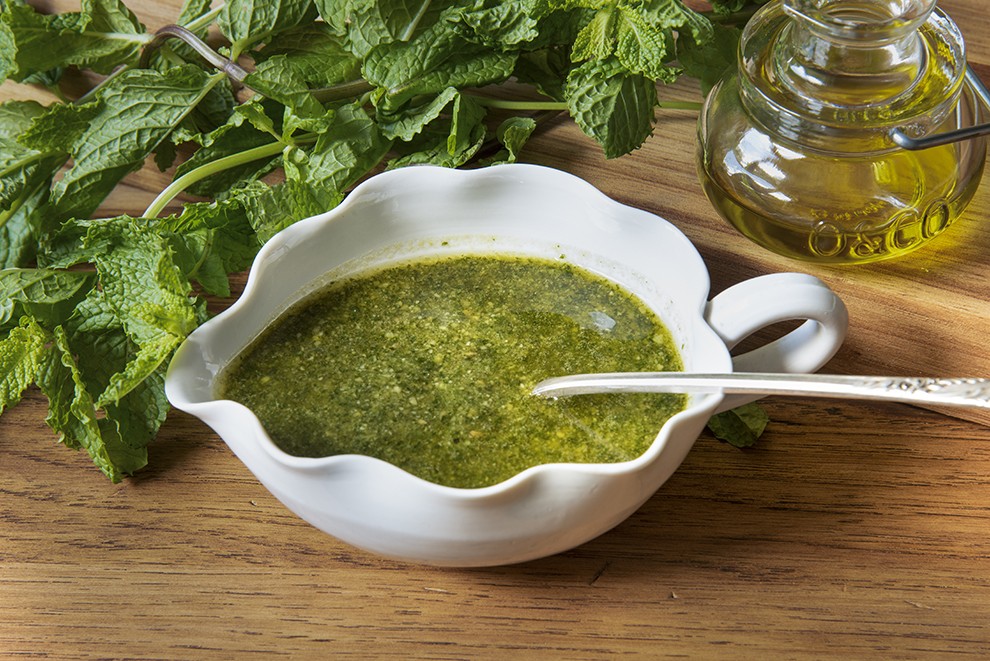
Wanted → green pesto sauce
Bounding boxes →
[218,254,686,489]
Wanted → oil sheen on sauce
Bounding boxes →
[218,254,686,488]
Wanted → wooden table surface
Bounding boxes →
[4,1,990,658]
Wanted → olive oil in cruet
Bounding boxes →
[697,0,988,263]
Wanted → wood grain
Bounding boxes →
[3,1,990,658]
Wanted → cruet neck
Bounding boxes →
[782,0,937,42]
[735,0,967,152]
[777,0,939,106]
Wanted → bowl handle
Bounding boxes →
[703,273,849,413]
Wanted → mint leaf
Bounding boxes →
[376,87,459,141]
[160,197,260,267]
[638,0,713,43]
[172,77,238,145]
[0,268,96,332]
[158,197,262,296]
[446,91,486,158]
[171,101,283,197]
[677,22,740,96]
[513,47,572,101]
[0,97,45,133]
[452,0,545,49]
[281,104,335,140]
[386,90,485,169]
[486,116,538,164]
[79,0,148,73]
[62,290,169,454]
[709,0,759,15]
[312,0,353,37]
[168,228,235,297]
[707,402,770,448]
[571,6,614,61]
[564,56,657,158]
[39,217,199,458]
[97,332,182,408]
[319,0,459,59]
[0,101,68,267]
[363,19,517,112]
[387,121,482,169]
[243,54,326,118]
[104,363,169,456]
[35,214,200,454]
[0,0,147,81]
[232,179,342,243]
[1,101,68,210]
[569,2,687,81]
[18,101,101,154]
[386,124,456,168]
[0,177,49,268]
[37,324,147,482]
[218,0,315,50]
[104,363,170,458]
[63,289,135,396]
[34,218,100,271]
[525,5,591,50]
[0,316,48,416]
[50,65,220,219]
[234,99,281,138]
[613,6,680,81]
[253,22,362,88]
[283,102,391,194]
[82,217,198,348]
[176,0,214,26]
[0,11,14,83]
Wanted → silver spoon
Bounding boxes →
[531,373,990,409]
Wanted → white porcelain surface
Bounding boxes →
[165,164,849,566]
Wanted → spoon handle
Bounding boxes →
[531,373,990,409]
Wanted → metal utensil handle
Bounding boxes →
[531,373,990,409]
[891,65,990,150]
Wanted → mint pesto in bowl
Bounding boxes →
[165,164,847,566]
[216,253,687,489]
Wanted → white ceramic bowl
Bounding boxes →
[165,164,848,566]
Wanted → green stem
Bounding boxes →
[143,141,289,218]
[184,223,216,281]
[658,100,704,111]
[158,43,188,69]
[230,26,274,61]
[471,98,569,111]
[97,31,155,44]
[74,64,130,105]
[399,1,431,41]
[143,129,321,218]
[229,40,248,62]
[182,5,223,33]
[470,97,703,113]
[311,79,376,103]
[0,151,49,179]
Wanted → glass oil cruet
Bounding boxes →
[697,0,990,264]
